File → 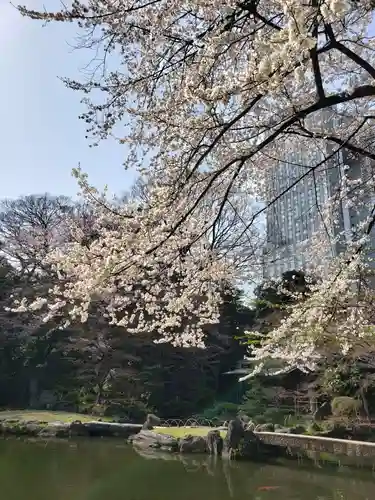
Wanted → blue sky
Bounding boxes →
[3,2,374,201]
[1,0,136,200]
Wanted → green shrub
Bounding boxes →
[104,400,151,422]
[306,421,323,435]
[331,397,361,418]
[240,380,291,425]
[197,401,239,423]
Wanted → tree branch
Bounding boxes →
[310,5,325,100]
[291,115,375,162]
[325,23,375,79]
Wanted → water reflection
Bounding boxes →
[133,446,375,500]
[0,438,374,500]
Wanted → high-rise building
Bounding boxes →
[263,137,374,280]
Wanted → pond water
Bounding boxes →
[1,439,375,500]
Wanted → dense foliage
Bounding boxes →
[0,194,253,419]
[2,196,375,422]
[15,0,375,378]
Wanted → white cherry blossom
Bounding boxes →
[16,0,375,369]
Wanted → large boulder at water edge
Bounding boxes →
[206,430,223,456]
[69,420,90,437]
[224,418,245,456]
[179,435,207,453]
[223,418,273,459]
[129,429,179,452]
[237,430,285,461]
[236,429,261,459]
[129,427,286,461]
[130,430,219,455]
[142,414,161,430]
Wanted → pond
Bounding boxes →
[1,439,375,499]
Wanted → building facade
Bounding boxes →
[262,139,374,280]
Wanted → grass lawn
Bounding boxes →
[0,410,107,423]
[0,412,227,438]
[156,426,226,438]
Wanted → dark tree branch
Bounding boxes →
[325,23,375,79]
[211,161,244,249]
[143,84,375,258]
[310,4,325,100]
[239,1,282,31]
[291,116,375,161]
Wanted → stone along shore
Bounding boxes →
[3,415,375,464]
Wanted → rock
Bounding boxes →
[130,429,178,452]
[207,430,223,456]
[84,421,142,438]
[237,430,285,461]
[244,421,256,432]
[179,435,207,454]
[38,422,70,438]
[0,418,142,439]
[224,418,245,458]
[142,414,161,430]
[69,420,89,437]
[0,419,47,437]
[20,421,46,436]
[313,401,332,421]
[255,423,275,432]
[238,415,256,431]
[238,413,251,425]
[237,429,261,459]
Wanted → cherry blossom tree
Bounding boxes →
[0,195,72,276]
[15,1,375,370]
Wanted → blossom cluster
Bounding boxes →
[10,169,239,347]
[16,0,375,368]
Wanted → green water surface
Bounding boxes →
[0,438,374,500]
